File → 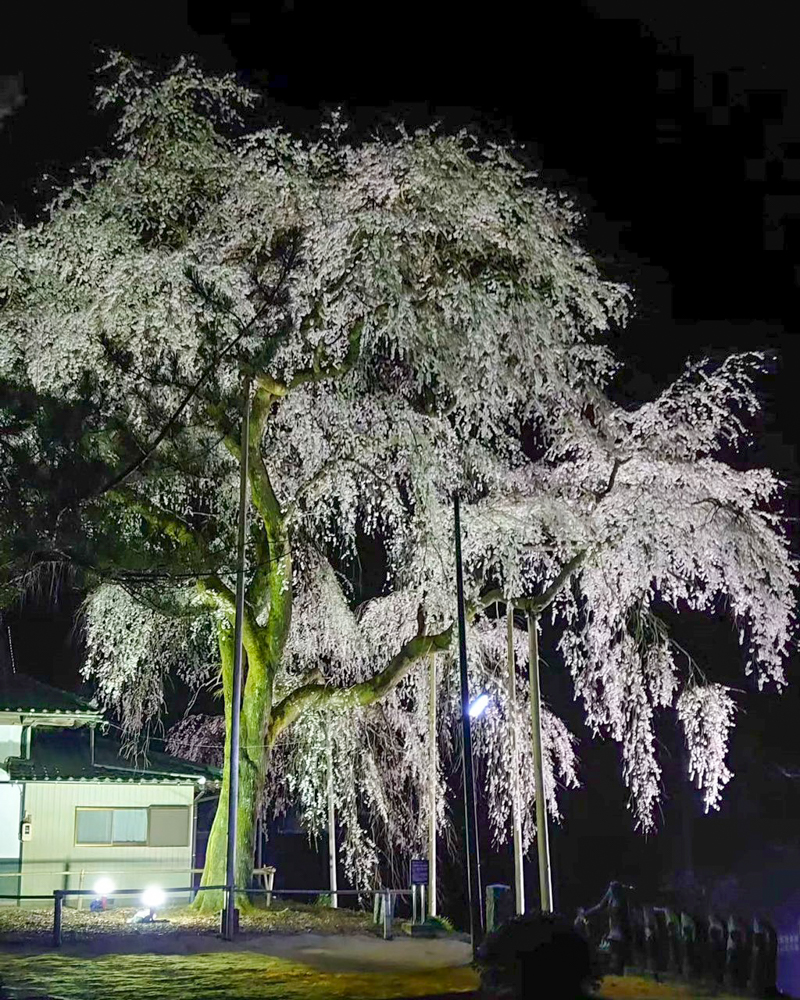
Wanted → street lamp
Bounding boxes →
[468,693,490,718]
[224,374,251,941]
[453,493,484,954]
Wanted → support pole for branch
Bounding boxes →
[527,610,552,912]
[453,492,483,952]
[428,651,437,917]
[224,374,251,941]
[506,606,525,915]
[326,723,338,908]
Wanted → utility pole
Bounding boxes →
[527,611,553,912]
[224,374,251,941]
[428,652,437,917]
[453,493,483,952]
[506,606,525,914]
[326,724,338,908]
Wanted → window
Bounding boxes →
[148,806,190,848]
[75,806,191,847]
[76,808,148,845]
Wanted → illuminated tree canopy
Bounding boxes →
[0,53,794,898]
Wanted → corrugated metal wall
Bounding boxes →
[19,782,196,904]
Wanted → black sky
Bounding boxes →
[2,0,799,929]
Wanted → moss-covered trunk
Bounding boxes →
[195,626,275,912]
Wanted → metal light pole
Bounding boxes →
[506,606,525,915]
[223,374,251,941]
[326,723,339,908]
[453,493,484,951]
[527,610,553,912]
[428,652,438,917]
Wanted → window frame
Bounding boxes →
[73,805,192,848]
[74,807,149,847]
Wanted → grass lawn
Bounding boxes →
[0,907,750,1000]
[0,949,479,1000]
[0,954,749,1000]
[599,976,743,1000]
[0,903,476,999]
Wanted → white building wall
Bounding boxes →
[20,782,196,905]
[0,724,22,764]
[0,782,22,905]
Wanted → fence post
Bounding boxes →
[52,891,63,948]
[265,867,274,909]
[382,890,394,940]
[485,884,513,933]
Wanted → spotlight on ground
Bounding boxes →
[141,885,166,918]
[93,877,115,898]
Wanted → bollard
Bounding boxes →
[485,885,513,934]
[706,914,727,986]
[52,890,63,948]
[382,891,395,940]
[762,918,778,997]
[680,912,699,979]
[749,916,767,996]
[749,916,778,997]
[643,906,660,974]
[629,907,646,970]
[725,915,749,991]
[663,908,681,975]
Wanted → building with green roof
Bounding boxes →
[0,673,219,906]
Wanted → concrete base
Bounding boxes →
[400,920,459,939]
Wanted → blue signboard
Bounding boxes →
[410,859,429,886]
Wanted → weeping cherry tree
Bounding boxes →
[0,54,794,903]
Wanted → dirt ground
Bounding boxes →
[0,908,751,1000]
[0,933,477,1000]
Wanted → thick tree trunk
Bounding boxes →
[195,626,274,912]
[196,738,267,911]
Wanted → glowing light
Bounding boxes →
[141,886,165,910]
[468,693,490,718]
[93,877,115,897]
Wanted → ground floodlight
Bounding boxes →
[141,886,166,911]
[93,877,115,897]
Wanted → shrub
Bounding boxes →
[475,910,598,1000]
[426,915,455,933]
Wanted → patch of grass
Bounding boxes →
[0,951,478,1000]
[425,916,455,934]
[0,901,376,944]
[598,975,742,999]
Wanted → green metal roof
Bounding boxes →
[6,730,220,785]
[0,673,101,718]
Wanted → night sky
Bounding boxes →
[2,0,799,937]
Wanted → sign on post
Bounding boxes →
[410,859,429,886]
